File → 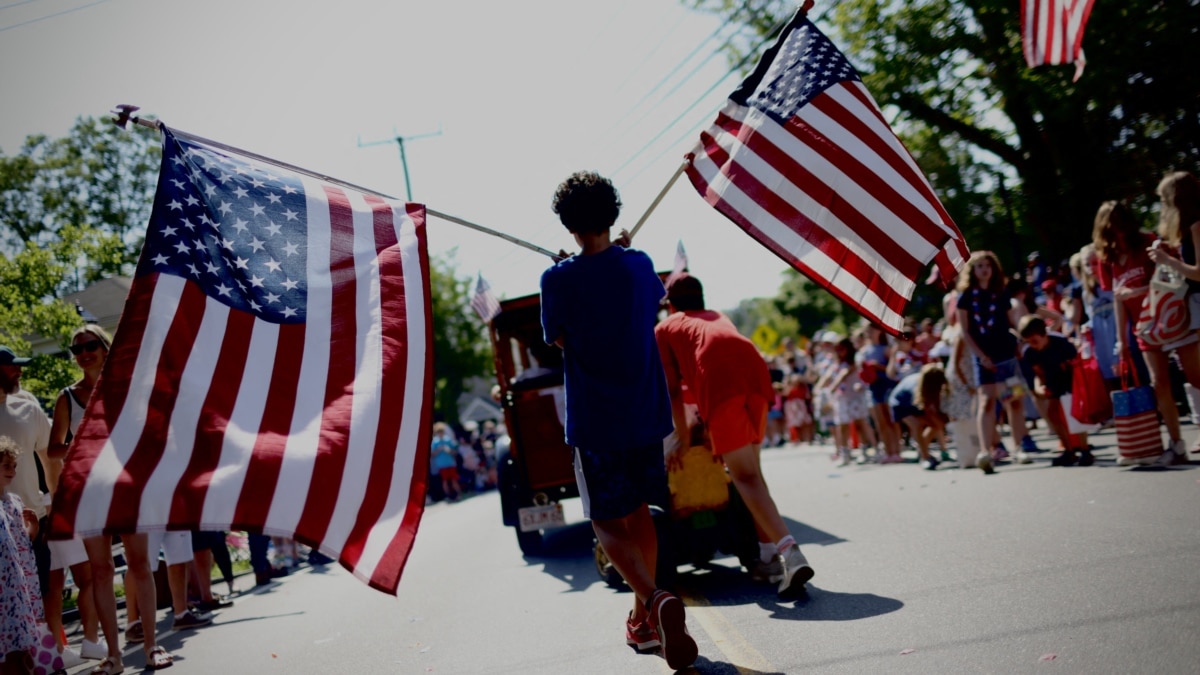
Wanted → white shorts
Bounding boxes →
[146,530,193,570]
[48,536,89,571]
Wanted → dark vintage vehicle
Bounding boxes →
[488,290,758,583]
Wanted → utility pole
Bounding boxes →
[358,125,442,201]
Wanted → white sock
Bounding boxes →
[776,534,796,554]
[758,541,778,563]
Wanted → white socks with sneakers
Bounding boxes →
[776,535,796,555]
[758,541,778,563]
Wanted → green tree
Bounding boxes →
[429,251,492,426]
[0,116,160,288]
[687,0,1200,272]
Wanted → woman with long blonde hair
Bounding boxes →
[1145,172,1200,464]
[954,251,1034,470]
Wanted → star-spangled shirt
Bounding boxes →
[139,131,309,323]
[746,20,862,123]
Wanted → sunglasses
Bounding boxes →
[69,340,104,356]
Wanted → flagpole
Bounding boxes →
[426,209,559,260]
[628,160,687,240]
[110,105,561,261]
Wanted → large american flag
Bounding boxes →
[1021,0,1095,79]
[49,126,434,595]
[686,10,968,334]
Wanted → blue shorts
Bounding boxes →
[888,386,921,422]
[573,442,667,521]
[975,356,1019,386]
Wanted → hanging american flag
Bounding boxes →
[686,8,968,335]
[1021,0,1095,80]
[470,273,501,323]
[49,126,434,595]
[673,240,689,276]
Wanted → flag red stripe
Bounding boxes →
[339,196,407,568]
[294,186,359,546]
[712,113,925,280]
[367,204,434,593]
[803,96,950,250]
[694,127,912,318]
[48,273,158,536]
[106,281,208,531]
[168,308,256,527]
[231,323,306,530]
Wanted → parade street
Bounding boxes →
[63,423,1200,674]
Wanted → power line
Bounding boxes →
[609,14,791,181]
[0,0,111,33]
[0,0,43,12]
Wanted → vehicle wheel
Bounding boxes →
[594,540,624,588]
[516,528,542,556]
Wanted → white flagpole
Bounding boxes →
[628,161,687,239]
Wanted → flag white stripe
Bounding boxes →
[138,295,229,526]
[267,177,333,535]
[691,144,907,329]
[709,107,919,288]
[74,275,186,534]
[200,319,279,527]
[828,84,960,242]
[322,191,385,553]
[356,204,425,579]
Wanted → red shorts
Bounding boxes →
[706,394,768,455]
[438,467,459,481]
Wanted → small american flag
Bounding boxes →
[686,9,968,335]
[49,126,434,595]
[471,273,501,323]
[1022,0,1095,80]
[673,240,689,276]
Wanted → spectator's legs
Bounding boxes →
[591,503,657,623]
[82,535,122,667]
[1145,349,1183,444]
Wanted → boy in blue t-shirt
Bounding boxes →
[1018,315,1092,466]
[539,171,695,670]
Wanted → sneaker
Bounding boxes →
[747,557,784,584]
[648,590,697,670]
[939,449,952,462]
[625,611,660,652]
[194,596,235,612]
[172,609,214,630]
[1077,449,1096,467]
[1020,435,1042,453]
[993,444,1010,462]
[977,453,995,474]
[1051,450,1078,467]
[1156,439,1189,467]
[838,448,852,467]
[924,456,940,471]
[58,647,86,668]
[124,620,144,644]
[80,637,106,660]
[778,546,815,596]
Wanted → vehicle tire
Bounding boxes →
[516,528,543,556]
[594,540,624,588]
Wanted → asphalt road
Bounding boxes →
[62,422,1200,674]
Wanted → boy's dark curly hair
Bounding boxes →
[551,171,622,234]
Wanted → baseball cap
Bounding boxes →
[0,346,32,366]
[818,330,842,343]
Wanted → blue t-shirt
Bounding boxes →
[540,246,674,451]
[957,287,1017,360]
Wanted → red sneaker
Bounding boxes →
[625,612,660,652]
[648,590,697,670]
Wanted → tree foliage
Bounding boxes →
[428,251,492,426]
[0,116,160,288]
[687,0,1200,273]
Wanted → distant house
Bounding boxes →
[30,276,130,356]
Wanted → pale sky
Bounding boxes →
[0,0,798,312]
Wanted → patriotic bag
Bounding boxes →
[1070,356,1111,425]
[1111,362,1161,464]
[1134,261,1190,347]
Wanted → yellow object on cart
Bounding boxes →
[667,443,730,519]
